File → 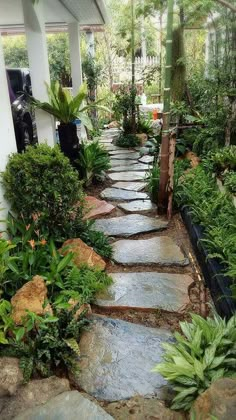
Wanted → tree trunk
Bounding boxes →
[158,0,174,214]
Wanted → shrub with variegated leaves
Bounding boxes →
[153,312,236,411]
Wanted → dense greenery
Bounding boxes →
[76,141,111,186]
[154,312,236,411]
[176,165,236,282]
[116,133,141,148]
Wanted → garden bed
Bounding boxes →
[181,206,236,319]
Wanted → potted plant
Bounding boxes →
[30,82,104,162]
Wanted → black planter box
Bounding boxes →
[181,206,236,319]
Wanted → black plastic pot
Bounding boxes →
[181,206,236,319]
[58,122,79,163]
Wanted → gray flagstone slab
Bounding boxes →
[107,172,148,182]
[100,187,148,201]
[139,155,154,164]
[93,214,168,237]
[112,237,189,266]
[108,152,140,160]
[117,200,156,213]
[73,316,173,401]
[95,272,193,312]
[110,159,137,167]
[112,181,147,192]
[109,163,151,172]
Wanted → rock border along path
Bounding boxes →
[74,129,194,404]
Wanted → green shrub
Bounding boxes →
[79,228,113,259]
[153,312,236,411]
[116,134,141,148]
[147,160,190,206]
[0,302,90,382]
[137,118,153,136]
[2,145,84,239]
[176,166,236,282]
[208,146,236,174]
[76,140,110,186]
[224,171,236,194]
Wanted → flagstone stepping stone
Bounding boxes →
[96,272,193,312]
[100,138,113,143]
[109,149,137,155]
[139,155,154,164]
[94,214,168,237]
[74,316,173,401]
[108,172,148,182]
[110,159,137,167]
[83,196,115,220]
[109,152,140,160]
[117,200,156,213]
[112,237,189,266]
[109,163,151,172]
[103,145,124,151]
[100,188,148,201]
[112,181,146,191]
[15,391,114,420]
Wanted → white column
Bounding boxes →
[22,0,55,146]
[0,35,17,229]
[68,22,83,96]
[86,31,95,58]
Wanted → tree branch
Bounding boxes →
[215,0,236,13]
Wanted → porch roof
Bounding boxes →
[0,0,109,29]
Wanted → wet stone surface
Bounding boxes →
[109,149,137,156]
[74,316,173,401]
[112,237,189,266]
[107,172,148,182]
[100,188,148,201]
[138,155,154,164]
[109,163,151,172]
[110,159,137,167]
[112,181,146,192]
[109,153,140,160]
[117,200,156,213]
[95,272,193,312]
[93,214,168,237]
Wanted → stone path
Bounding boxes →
[74,129,193,405]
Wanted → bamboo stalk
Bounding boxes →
[158,0,174,213]
[167,132,176,220]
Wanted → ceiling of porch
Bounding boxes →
[0,0,108,30]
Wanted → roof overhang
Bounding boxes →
[0,0,109,32]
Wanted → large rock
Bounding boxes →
[105,396,185,420]
[14,391,114,420]
[11,276,52,325]
[73,316,173,401]
[193,378,236,420]
[138,155,154,164]
[0,376,70,419]
[112,237,189,266]
[0,358,23,397]
[94,214,168,237]
[100,187,148,201]
[83,196,115,220]
[95,272,192,312]
[61,238,106,271]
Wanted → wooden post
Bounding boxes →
[167,132,177,220]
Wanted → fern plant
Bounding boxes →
[153,312,236,411]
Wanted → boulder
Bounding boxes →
[105,396,185,420]
[0,358,23,397]
[193,378,236,420]
[11,276,52,325]
[13,391,114,420]
[0,376,70,419]
[61,238,106,271]
[108,121,120,129]
[83,196,115,220]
